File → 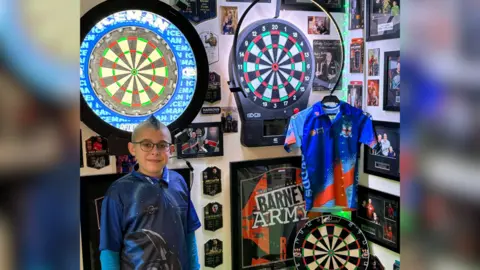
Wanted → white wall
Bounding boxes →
[81,0,400,268]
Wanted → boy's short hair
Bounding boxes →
[131,115,171,142]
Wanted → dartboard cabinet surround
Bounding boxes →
[229,18,314,147]
[293,215,370,270]
[80,0,209,148]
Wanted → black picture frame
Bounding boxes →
[80,169,192,270]
[281,0,345,13]
[353,186,400,253]
[383,51,400,111]
[230,156,308,270]
[364,121,400,181]
[176,122,224,159]
[365,0,400,41]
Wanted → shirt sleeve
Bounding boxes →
[187,199,201,233]
[284,115,302,152]
[359,112,377,149]
[99,190,123,252]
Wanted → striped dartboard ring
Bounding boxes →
[88,26,178,116]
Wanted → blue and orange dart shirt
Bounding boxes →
[284,101,376,212]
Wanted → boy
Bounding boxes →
[99,116,201,269]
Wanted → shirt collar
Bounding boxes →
[132,164,169,185]
[312,101,352,117]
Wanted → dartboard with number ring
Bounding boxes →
[293,215,370,270]
[233,18,314,110]
[80,0,208,139]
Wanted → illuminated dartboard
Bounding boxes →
[232,18,314,110]
[293,215,370,270]
[81,0,208,137]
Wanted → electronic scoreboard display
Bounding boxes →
[80,0,208,142]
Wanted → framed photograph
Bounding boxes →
[353,186,400,253]
[368,48,380,76]
[349,0,364,30]
[307,16,330,35]
[364,121,400,181]
[366,0,400,41]
[80,169,192,270]
[367,79,380,106]
[176,122,224,159]
[383,51,400,111]
[281,0,345,13]
[220,6,238,35]
[230,156,309,270]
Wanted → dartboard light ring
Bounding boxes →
[293,215,370,270]
[230,18,314,110]
[81,0,208,138]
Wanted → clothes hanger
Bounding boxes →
[321,88,340,106]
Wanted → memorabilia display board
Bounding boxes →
[364,121,400,181]
[80,0,209,143]
[230,157,309,270]
[353,186,400,253]
[203,166,222,196]
[366,0,400,41]
[293,215,370,270]
[80,169,192,270]
[205,239,223,268]
[204,202,223,231]
[176,122,224,159]
[383,51,400,111]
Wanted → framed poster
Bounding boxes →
[366,0,400,41]
[312,39,343,91]
[80,169,192,270]
[364,121,400,181]
[281,0,345,12]
[383,51,400,111]
[353,186,400,253]
[179,0,217,24]
[349,0,364,30]
[176,122,224,159]
[230,156,309,270]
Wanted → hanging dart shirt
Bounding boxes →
[99,167,201,270]
[284,101,376,212]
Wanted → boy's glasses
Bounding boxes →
[132,141,172,152]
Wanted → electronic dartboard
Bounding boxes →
[80,0,208,152]
[229,17,314,147]
[293,215,370,270]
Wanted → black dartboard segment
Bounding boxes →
[293,215,370,270]
[234,19,314,110]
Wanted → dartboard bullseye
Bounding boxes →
[293,215,370,270]
[233,18,314,110]
[81,0,208,137]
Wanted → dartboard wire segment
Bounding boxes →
[234,18,314,110]
[293,215,369,270]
